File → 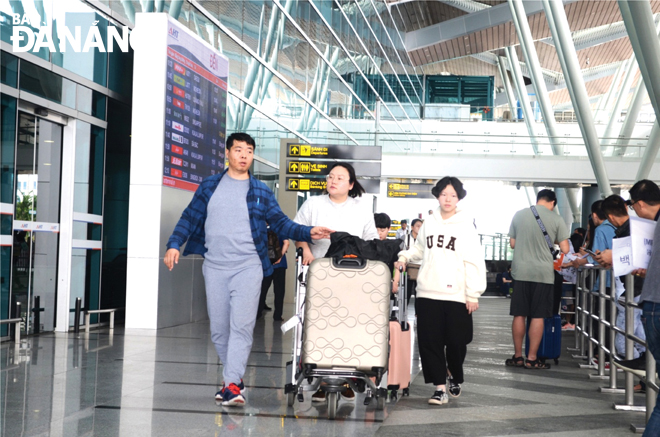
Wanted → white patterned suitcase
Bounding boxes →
[302,257,390,373]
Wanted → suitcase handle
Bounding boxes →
[332,257,365,268]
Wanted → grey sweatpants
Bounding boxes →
[203,263,263,385]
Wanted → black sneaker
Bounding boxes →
[428,389,448,405]
[447,375,461,398]
[614,352,646,372]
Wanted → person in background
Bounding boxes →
[396,177,486,405]
[628,180,660,434]
[396,220,409,240]
[256,227,289,322]
[405,219,424,306]
[499,266,513,298]
[294,162,379,403]
[599,196,646,361]
[506,189,570,369]
[569,200,615,362]
[375,213,393,241]
[164,132,332,407]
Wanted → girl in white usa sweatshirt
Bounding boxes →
[396,177,486,406]
[397,208,487,304]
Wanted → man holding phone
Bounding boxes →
[569,200,616,361]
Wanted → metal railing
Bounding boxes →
[573,267,657,433]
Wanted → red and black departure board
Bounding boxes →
[162,19,228,192]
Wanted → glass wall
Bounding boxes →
[10,113,63,334]
[1,94,17,336]
[86,0,423,144]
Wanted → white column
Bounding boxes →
[125,13,170,330]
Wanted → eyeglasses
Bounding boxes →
[626,199,638,210]
[326,175,348,183]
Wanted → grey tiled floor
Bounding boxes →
[0,298,649,436]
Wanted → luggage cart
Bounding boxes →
[284,249,388,419]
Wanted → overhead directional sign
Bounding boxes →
[287,178,380,194]
[286,160,380,177]
[387,182,435,199]
[287,143,381,160]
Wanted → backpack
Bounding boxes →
[267,230,282,262]
[324,232,402,273]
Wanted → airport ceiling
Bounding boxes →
[388,0,660,107]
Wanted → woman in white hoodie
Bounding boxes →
[395,177,486,405]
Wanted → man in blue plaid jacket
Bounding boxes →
[164,132,332,407]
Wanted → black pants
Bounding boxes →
[416,298,473,386]
[257,267,286,320]
[406,278,417,307]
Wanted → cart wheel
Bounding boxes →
[287,392,295,407]
[377,394,385,411]
[554,358,559,365]
[403,387,410,396]
[327,392,338,419]
[390,390,398,402]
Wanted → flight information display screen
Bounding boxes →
[163,19,228,192]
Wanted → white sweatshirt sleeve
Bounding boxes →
[361,205,380,241]
[463,225,487,302]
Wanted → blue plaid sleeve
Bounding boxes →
[166,176,216,253]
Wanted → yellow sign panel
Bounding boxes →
[388,191,419,198]
[286,178,327,191]
[289,144,329,157]
[388,183,410,190]
[286,161,329,175]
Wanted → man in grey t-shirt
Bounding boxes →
[164,133,332,407]
[506,189,569,369]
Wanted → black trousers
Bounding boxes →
[416,298,473,386]
[257,267,286,320]
[406,278,417,307]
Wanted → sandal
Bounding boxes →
[525,358,551,369]
[505,355,525,367]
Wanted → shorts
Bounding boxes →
[509,280,554,319]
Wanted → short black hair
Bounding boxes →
[401,220,407,225]
[226,132,256,150]
[591,200,606,220]
[411,219,423,227]
[326,162,365,198]
[573,227,586,237]
[374,213,391,229]
[536,189,557,206]
[630,179,660,206]
[602,195,628,218]
[431,176,466,199]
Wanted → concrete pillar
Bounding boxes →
[581,186,601,229]
[279,138,301,304]
[555,188,573,229]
